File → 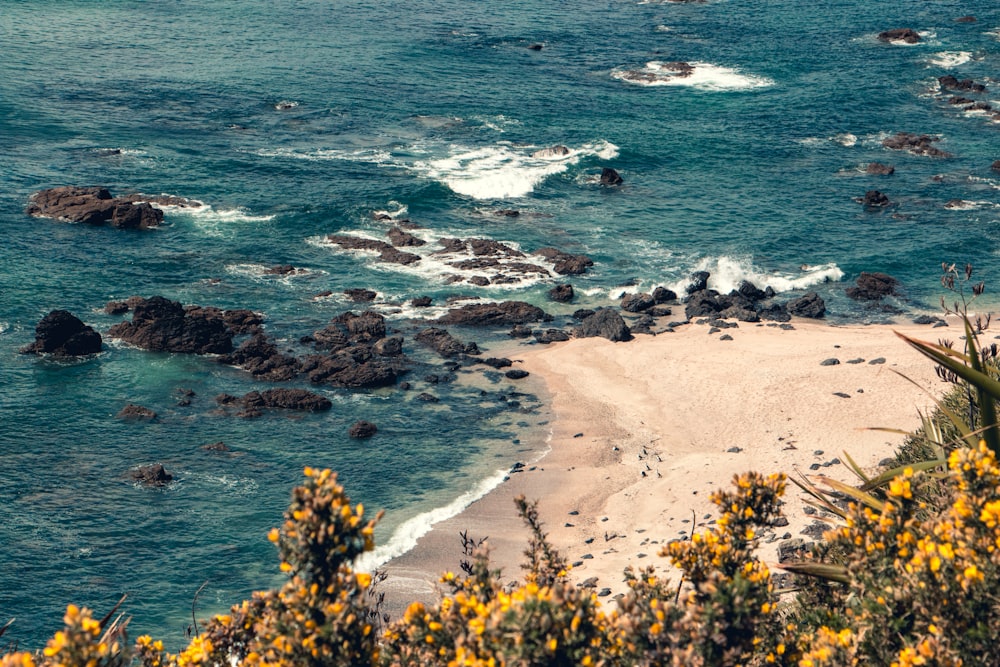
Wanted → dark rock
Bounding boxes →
[225,388,332,412]
[866,162,895,175]
[647,305,673,317]
[340,310,387,341]
[344,288,377,303]
[777,538,808,563]
[621,292,655,313]
[861,190,891,207]
[387,227,426,247]
[527,43,544,51]
[992,160,1000,172]
[533,247,594,275]
[877,28,921,44]
[532,145,571,158]
[572,309,596,320]
[104,300,131,315]
[264,264,298,276]
[786,292,826,318]
[600,168,623,186]
[913,315,943,325]
[480,357,513,369]
[881,132,951,158]
[201,441,229,452]
[26,186,164,229]
[548,284,574,303]
[416,392,439,402]
[411,296,433,308]
[495,209,521,217]
[20,310,102,356]
[820,358,840,366]
[326,234,421,265]
[373,336,404,356]
[685,290,722,319]
[735,281,768,303]
[938,75,986,92]
[956,15,976,22]
[302,356,401,389]
[686,271,710,294]
[652,286,677,303]
[415,327,479,358]
[846,272,898,301]
[348,420,378,439]
[575,309,632,342]
[436,301,548,326]
[533,329,571,344]
[130,464,173,486]
[218,333,301,381]
[107,296,234,354]
[468,276,490,286]
[758,303,791,322]
[117,404,157,421]
[505,369,530,380]
[719,306,758,323]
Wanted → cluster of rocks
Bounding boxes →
[26,186,200,230]
[877,28,922,44]
[215,389,333,418]
[880,132,952,159]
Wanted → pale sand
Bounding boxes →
[379,318,950,616]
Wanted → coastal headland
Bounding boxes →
[380,318,947,616]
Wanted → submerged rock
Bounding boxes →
[130,464,173,486]
[348,420,378,439]
[877,28,921,44]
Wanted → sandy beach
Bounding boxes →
[380,317,949,615]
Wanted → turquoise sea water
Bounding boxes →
[2,0,999,650]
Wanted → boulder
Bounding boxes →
[505,369,530,380]
[685,290,723,319]
[373,336,404,357]
[547,284,575,303]
[218,333,301,381]
[866,162,895,175]
[387,227,426,247]
[534,247,594,275]
[325,235,421,265]
[993,160,1000,172]
[575,308,633,342]
[533,329,571,344]
[877,28,921,43]
[344,288,377,303]
[533,145,571,158]
[415,328,479,358]
[621,292,655,313]
[26,186,164,229]
[652,286,677,303]
[938,75,986,92]
[881,133,951,158]
[117,404,157,422]
[20,310,102,356]
[106,296,233,354]
[686,271,711,294]
[600,168,624,186]
[436,301,548,326]
[233,388,332,412]
[348,421,378,439]
[861,190,891,207]
[786,292,826,318]
[735,280,768,303]
[758,303,791,322]
[846,272,898,301]
[411,296,433,308]
[130,464,173,486]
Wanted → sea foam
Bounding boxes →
[662,256,844,296]
[613,61,773,91]
[412,140,619,199]
[926,51,973,67]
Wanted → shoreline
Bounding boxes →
[378,317,949,617]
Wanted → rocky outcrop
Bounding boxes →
[216,388,332,416]
[325,235,421,265]
[877,28,921,43]
[20,310,102,356]
[218,333,301,381]
[106,296,233,354]
[24,186,185,229]
[786,292,826,318]
[533,248,594,275]
[621,292,655,313]
[866,162,895,175]
[846,272,898,301]
[130,464,173,486]
[344,288,377,303]
[938,75,986,92]
[600,168,623,185]
[117,404,157,421]
[387,227,425,247]
[415,328,480,358]
[348,421,378,439]
[861,190,891,207]
[533,145,571,158]
[575,308,632,342]
[548,284,574,303]
[436,301,548,326]
[881,133,951,158]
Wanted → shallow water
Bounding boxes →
[2,0,999,650]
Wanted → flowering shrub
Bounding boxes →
[7,443,1000,666]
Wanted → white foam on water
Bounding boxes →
[833,133,858,147]
[663,256,845,296]
[467,114,522,133]
[355,467,518,573]
[612,61,773,91]
[412,140,619,199]
[0,321,8,334]
[274,100,299,110]
[225,263,327,282]
[372,202,409,220]
[254,146,394,164]
[155,202,275,237]
[926,51,973,67]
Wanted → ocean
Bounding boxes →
[1,0,998,650]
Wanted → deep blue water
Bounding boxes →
[2,0,999,651]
